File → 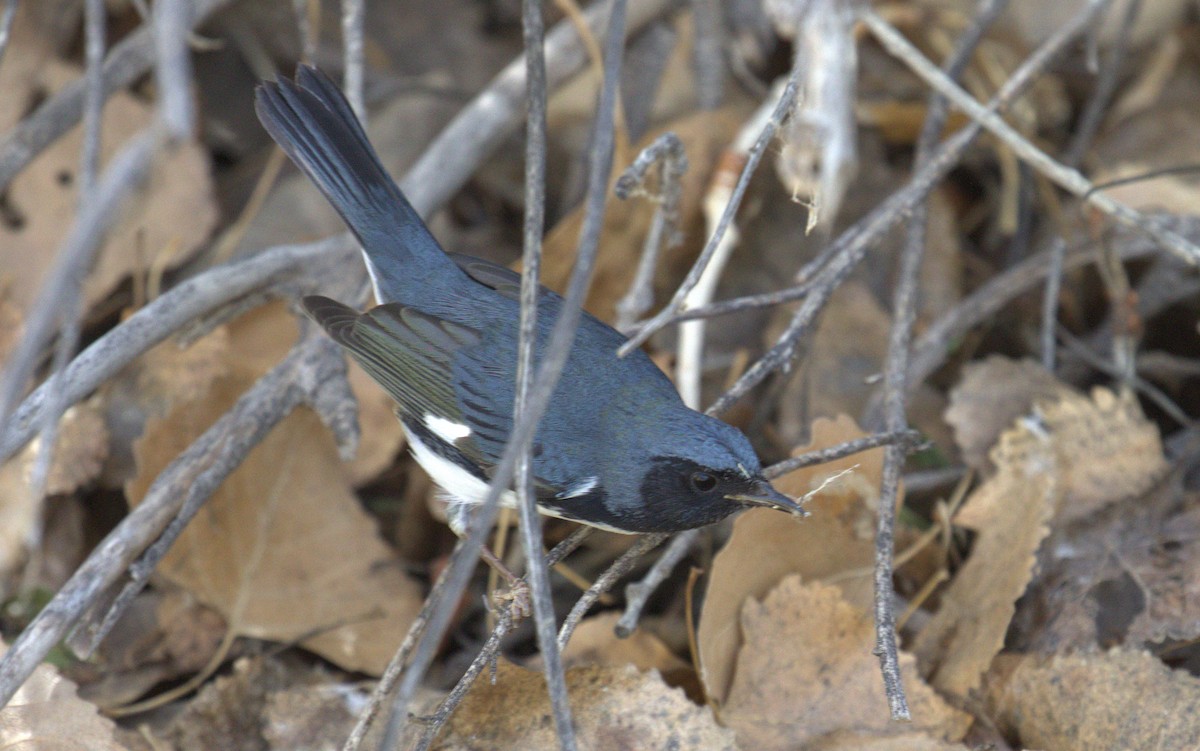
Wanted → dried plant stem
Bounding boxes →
[558,534,667,650]
[872,0,1009,720]
[513,0,577,748]
[764,430,922,479]
[614,133,688,332]
[615,530,696,638]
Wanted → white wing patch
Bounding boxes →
[424,414,472,443]
[559,475,598,499]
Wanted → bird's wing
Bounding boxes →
[303,296,484,453]
[303,295,578,495]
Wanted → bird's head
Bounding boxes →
[594,405,807,533]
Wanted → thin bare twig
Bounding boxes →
[25,0,110,554]
[1041,238,1067,369]
[379,1,631,746]
[558,533,668,650]
[617,63,803,356]
[615,531,695,638]
[861,6,1200,267]
[153,0,193,139]
[764,430,922,479]
[513,0,577,748]
[873,0,1008,720]
[614,133,689,332]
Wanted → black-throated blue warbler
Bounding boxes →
[255,66,803,535]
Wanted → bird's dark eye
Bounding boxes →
[689,471,718,493]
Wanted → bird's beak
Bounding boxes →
[727,480,809,518]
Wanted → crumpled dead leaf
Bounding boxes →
[699,415,884,706]
[945,356,1075,473]
[986,650,1200,750]
[912,406,1056,699]
[125,366,423,675]
[0,638,131,750]
[432,661,736,751]
[917,385,1167,699]
[722,577,970,749]
[954,386,1166,529]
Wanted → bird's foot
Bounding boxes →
[491,579,532,622]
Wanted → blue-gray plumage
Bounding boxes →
[255,66,804,534]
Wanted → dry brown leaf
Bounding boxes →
[913,403,1057,699]
[723,577,970,749]
[954,387,1166,530]
[0,638,131,750]
[945,356,1075,473]
[0,55,215,319]
[986,650,1200,750]
[125,367,422,675]
[538,105,753,323]
[794,282,890,423]
[698,415,884,706]
[432,661,736,751]
[1035,387,1168,524]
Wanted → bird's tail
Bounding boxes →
[255,65,460,298]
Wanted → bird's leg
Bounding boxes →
[448,502,532,619]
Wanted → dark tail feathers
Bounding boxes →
[255,66,455,293]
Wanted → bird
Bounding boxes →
[254,65,805,540]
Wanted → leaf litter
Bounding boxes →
[4,2,1200,750]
